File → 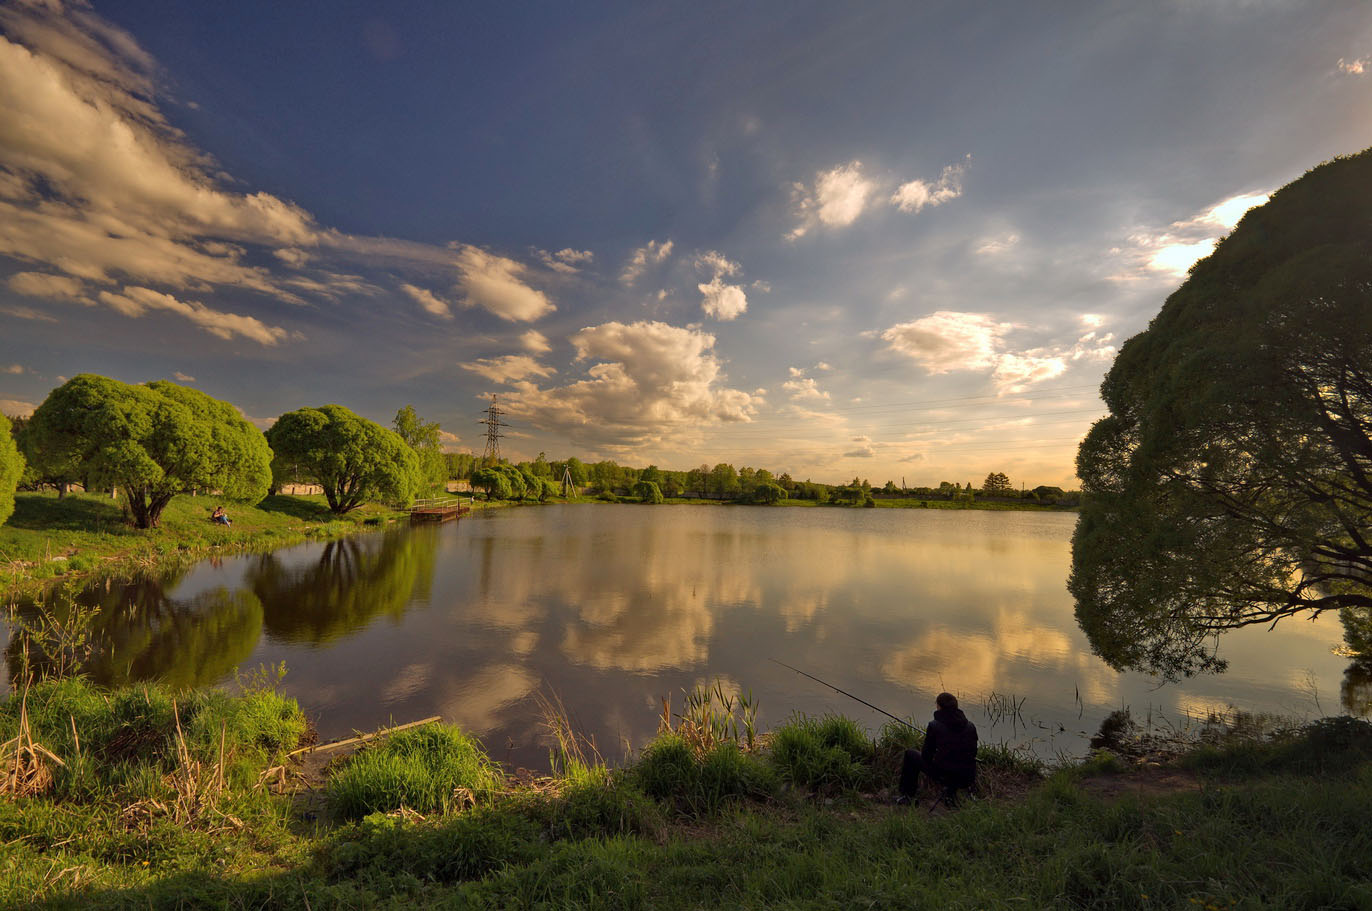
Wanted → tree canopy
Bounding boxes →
[1071,150,1372,679]
[0,412,24,526]
[393,405,447,496]
[267,405,420,514]
[23,375,271,528]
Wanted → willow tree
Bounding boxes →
[0,412,22,526]
[23,375,271,528]
[1071,150,1372,678]
[266,405,420,514]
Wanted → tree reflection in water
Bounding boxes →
[248,526,439,645]
[7,572,262,688]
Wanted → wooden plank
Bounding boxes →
[287,716,443,758]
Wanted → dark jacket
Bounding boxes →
[921,708,978,779]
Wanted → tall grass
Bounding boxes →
[325,723,503,820]
[766,714,875,792]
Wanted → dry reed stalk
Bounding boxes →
[164,699,229,826]
[535,689,604,775]
[1,680,65,798]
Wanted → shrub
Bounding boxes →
[326,724,502,820]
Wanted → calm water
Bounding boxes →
[3,505,1359,768]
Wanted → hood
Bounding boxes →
[934,707,969,732]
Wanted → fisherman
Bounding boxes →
[896,691,978,806]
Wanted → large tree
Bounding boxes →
[1071,150,1372,679]
[267,405,420,514]
[392,405,448,496]
[0,412,24,526]
[23,375,271,528]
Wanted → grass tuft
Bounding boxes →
[325,723,502,820]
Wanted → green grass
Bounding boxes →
[5,683,1371,910]
[325,724,504,820]
[0,490,408,594]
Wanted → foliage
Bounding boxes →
[632,479,663,503]
[0,411,22,526]
[1072,150,1372,679]
[22,375,272,529]
[751,480,786,505]
[392,405,448,496]
[633,734,778,816]
[766,714,874,791]
[267,405,420,514]
[981,471,1012,497]
[326,723,503,820]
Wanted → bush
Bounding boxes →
[326,724,502,820]
[766,715,874,792]
[633,734,778,816]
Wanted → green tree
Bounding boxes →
[0,412,23,526]
[751,480,786,505]
[632,479,664,503]
[982,472,1012,497]
[709,463,739,500]
[1072,150,1372,679]
[24,375,271,528]
[392,405,447,496]
[267,405,420,515]
[470,466,511,500]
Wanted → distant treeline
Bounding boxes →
[450,453,1080,508]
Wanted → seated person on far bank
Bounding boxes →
[897,692,978,805]
[211,505,231,526]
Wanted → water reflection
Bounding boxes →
[2,506,1361,769]
[7,574,262,688]
[249,526,439,644]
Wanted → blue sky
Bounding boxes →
[2,0,1370,486]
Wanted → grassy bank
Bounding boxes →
[0,491,413,596]
[3,678,1369,909]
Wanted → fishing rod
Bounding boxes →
[769,658,918,731]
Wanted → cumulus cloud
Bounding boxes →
[0,399,37,417]
[537,247,594,274]
[7,271,93,304]
[1338,57,1368,75]
[695,251,748,321]
[95,286,291,345]
[454,246,554,322]
[172,371,195,382]
[782,377,829,400]
[400,283,452,319]
[891,155,971,213]
[501,320,757,450]
[789,161,874,238]
[883,310,1112,393]
[520,329,551,354]
[620,239,673,284]
[459,354,556,385]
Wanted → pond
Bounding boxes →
[3,504,1360,769]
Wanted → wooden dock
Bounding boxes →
[409,497,471,522]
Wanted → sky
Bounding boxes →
[1,0,1370,488]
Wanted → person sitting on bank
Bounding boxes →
[897,691,978,806]
[210,505,231,526]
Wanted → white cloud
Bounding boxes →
[843,444,876,458]
[273,247,311,267]
[974,233,1020,256]
[502,320,757,451]
[1120,191,1271,279]
[438,429,462,452]
[1338,57,1368,75]
[695,250,748,321]
[1204,193,1269,230]
[882,311,1009,373]
[0,399,37,418]
[891,156,971,213]
[520,329,551,354]
[454,245,554,322]
[883,310,1111,393]
[782,377,830,400]
[459,354,556,384]
[172,371,195,382]
[7,271,93,304]
[538,247,594,274]
[1147,239,1217,276]
[620,239,673,284]
[2,364,24,375]
[789,161,874,238]
[0,303,56,322]
[95,285,290,345]
[400,283,453,319]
